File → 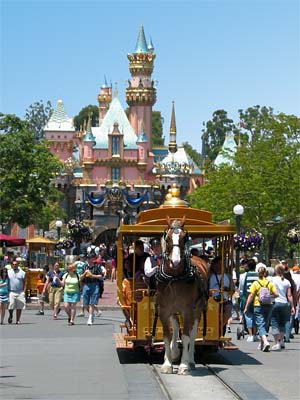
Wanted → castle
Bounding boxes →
[45,26,203,242]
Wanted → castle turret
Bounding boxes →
[126,25,156,143]
[98,76,112,125]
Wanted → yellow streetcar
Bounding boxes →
[115,185,237,354]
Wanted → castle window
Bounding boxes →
[112,136,120,155]
[112,167,120,181]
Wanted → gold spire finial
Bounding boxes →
[169,101,177,154]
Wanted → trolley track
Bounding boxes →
[149,360,242,400]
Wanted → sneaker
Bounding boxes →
[87,319,93,326]
[272,343,281,351]
[36,311,44,315]
[280,341,285,349]
[247,336,254,342]
[262,342,270,352]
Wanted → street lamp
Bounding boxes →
[75,199,82,220]
[233,204,244,282]
[55,220,63,241]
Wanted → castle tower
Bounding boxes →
[98,76,112,126]
[126,25,156,144]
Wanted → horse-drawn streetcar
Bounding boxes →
[115,185,237,373]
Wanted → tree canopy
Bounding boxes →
[73,105,99,131]
[25,100,53,142]
[201,109,240,163]
[0,114,64,228]
[189,107,300,260]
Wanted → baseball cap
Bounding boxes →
[280,260,287,264]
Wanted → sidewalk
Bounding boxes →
[26,279,119,311]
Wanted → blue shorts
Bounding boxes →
[82,283,100,306]
[64,291,80,303]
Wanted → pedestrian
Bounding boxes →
[36,273,46,315]
[239,259,258,342]
[75,254,88,317]
[43,262,64,320]
[7,258,27,324]
[243,266,278,352]
[281,260,297,341]
[80,257,105,325]
[291,265,300,334]
[0,267,9,324]
[62,264,81,325]
[271,264,295,350]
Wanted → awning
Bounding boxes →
[0,233,26,247]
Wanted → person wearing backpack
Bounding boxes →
[271,264,295,351]
[243,266,278,352]
[61,264,81,325]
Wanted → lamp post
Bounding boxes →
[55,220,63,241]
[233,204,244,283]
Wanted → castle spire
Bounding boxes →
[169,101,177,154]
[134,25,149,53]
[148,36,154,52]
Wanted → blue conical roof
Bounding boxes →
[134,25,149,53]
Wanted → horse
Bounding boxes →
[156,216,208,375]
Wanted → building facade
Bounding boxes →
[45,26,203,243]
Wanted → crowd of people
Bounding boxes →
[236,258,299,352]
[0,243,117,326]
[1,240,299,355]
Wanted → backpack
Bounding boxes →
[257,281,272,304]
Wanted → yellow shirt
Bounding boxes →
[250,278,277,306]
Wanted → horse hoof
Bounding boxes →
[178,366,190,375]
[189,362,196,370]
[161,365,173,374]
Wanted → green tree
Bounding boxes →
[0,113,64,228]
[202,109,240,162]
[189,108,300,261]
[152,110,165,146]
[182,142,201,166]
[25,100,53,142]
[73,105,99,130]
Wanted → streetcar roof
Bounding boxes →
[118,186,236,237]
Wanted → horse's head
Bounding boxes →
[162,216,188,273]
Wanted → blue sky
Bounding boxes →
[1,0,299,151]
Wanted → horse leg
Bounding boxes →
[161,316,173,374]
[188,318,199,370]
[170,315,180,362]
[178,333,190,375]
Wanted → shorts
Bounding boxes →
[8,291,26,310]
[49,286,63,308]
[82,283,100,306]
[64,291,80,303]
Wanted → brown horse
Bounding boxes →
[157,216,208,375]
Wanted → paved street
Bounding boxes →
[1,281,299,400]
